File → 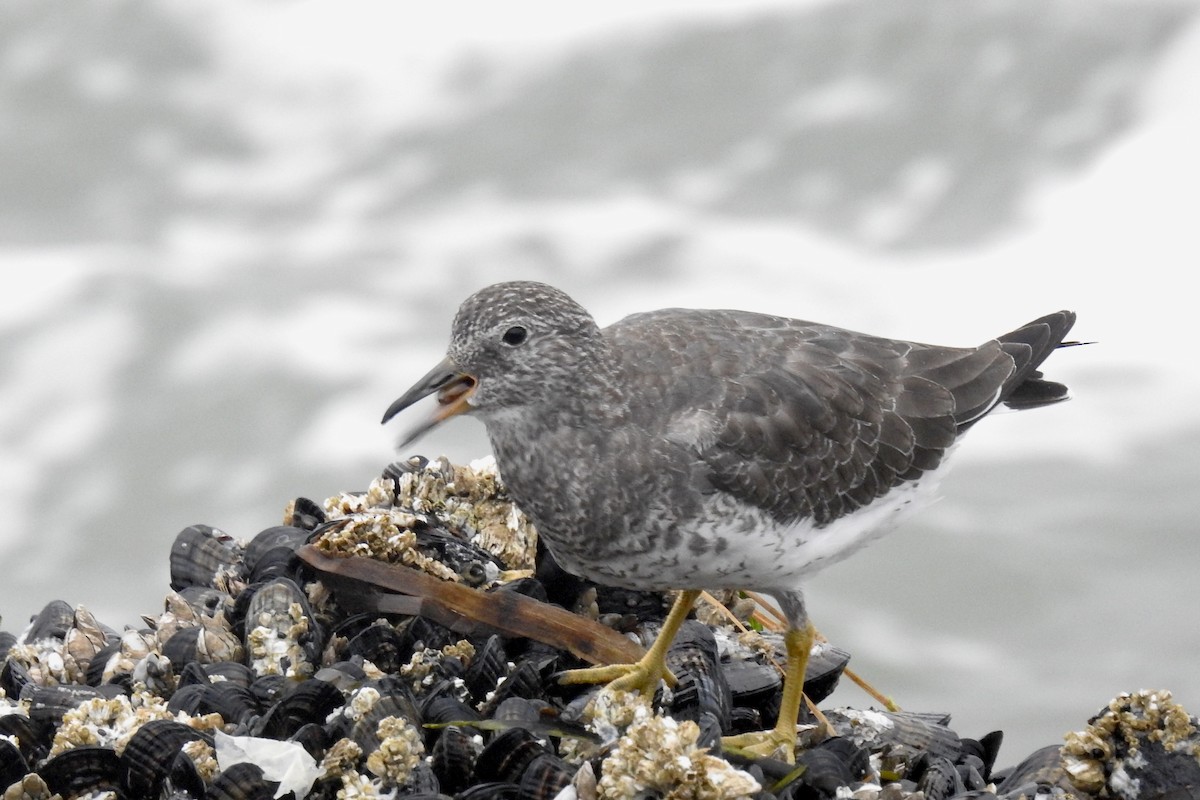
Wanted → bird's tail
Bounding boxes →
[996,310,1079,410]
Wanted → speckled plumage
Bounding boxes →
[388,282,1073,596]
[383,280,1076,750]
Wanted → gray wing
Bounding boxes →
[609,308,1075,527]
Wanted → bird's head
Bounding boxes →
[382,281,604,446]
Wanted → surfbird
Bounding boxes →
[382,280,1077,759]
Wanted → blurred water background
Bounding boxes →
[2,0,1198,764]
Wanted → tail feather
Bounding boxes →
[996,310,1077,410]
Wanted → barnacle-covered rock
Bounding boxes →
[1062,689,1200,800]
[597,704,761,799]
[363,715,425,785]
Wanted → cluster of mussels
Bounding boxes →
[2,456,1199,800]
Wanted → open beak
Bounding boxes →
[381,356,478,448]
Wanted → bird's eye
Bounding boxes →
[502,325,528,346]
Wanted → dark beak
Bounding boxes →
[381,356,478,448]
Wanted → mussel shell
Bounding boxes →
[83,639,123,687]
[0,738,28,791]
[517,752,573,800]
[250,674,290,707]
[397,614,461,659]
[913,753,965,800]
[993,744,1069,795]
[284,496,326,531]
[961,730,1004,781]
[169,524,245,592]
[37,744,121,796]
[22,599,75,643]
[162,626,203,668]
[667,620,732,731]
[474,727,549,784]
[166,683,208,716]
[349,691,425,754]
[0,713,40,762]
[199,682,261,728]
[0,629,16,653]
[119,718,210,798]
[26,684,108,743]
[779,737,869,800]
[345,622,407,674]
[207,760,280,800]
[0,657,32,698]
[253,677,346,740]
[457,782,521,799]
[478,658,546,718]
[462,634,510,703]
[430,724,479,794]
[412,525,507,577]
[244,525,309,583]
[289,722,330,759]
[206,660,256,688]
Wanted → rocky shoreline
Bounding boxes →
[1,456,1196,799]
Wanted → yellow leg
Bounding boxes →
[558,589,700,697]
[722,619,816,762]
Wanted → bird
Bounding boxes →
[381,280,1077,759]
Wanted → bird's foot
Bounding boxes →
[557,657,677,698]
[722,726,801,763]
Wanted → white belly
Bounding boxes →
[584,461,953,593]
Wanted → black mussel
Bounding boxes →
[0,629,16,653]
[396,615,463,661]
[778,737,869,800]
[462,634,510,703]
[37,744,121,796]
[474,727,549,784]
[431,724,479,794]
[26,685,107,743]
[207,660,256,688]
[207,760,280,800]
[491,576,550,605]
[162,626,203,667]
[517,752,573,800]
[350,691,428,754]
[667,620,732,731]
[992,744,1070,796]
[169,524,245,592]
[244,525,309,583]
[83,639,122,687]
[167,683,208,716]
[22,599,75,642]
[120,720,209,798]
[0,713,40,763]
[402,762,442,794]
[0,738,28,790]
[241,576,324,677]
[382,456,429,487]
[289,722,329,760]
[419,688,483,743]
[912,753,965,800]
[200,682,261,728]
[345,621,407,674]
[250,674,290,707]
[284,496,326,531]
[254,677,346,740]
[960,730,1003,781]
[478,658,546,718]
[456,781,521,799]
[413,525,507,579]
[0,657,32,698]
